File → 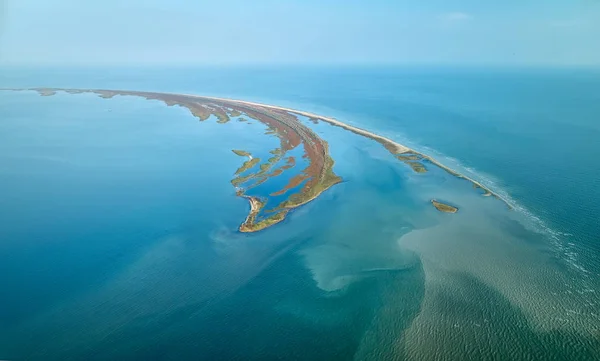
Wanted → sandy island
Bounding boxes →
[431,199,459,213]
[193,93,511,207]
[3,87,512,232]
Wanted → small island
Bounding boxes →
[232,149,251,157]
[431,200,459,213]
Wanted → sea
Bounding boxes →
[0,66,599,360]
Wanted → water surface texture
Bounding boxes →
[1,67,599,360]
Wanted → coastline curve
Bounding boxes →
[2,87,513,232]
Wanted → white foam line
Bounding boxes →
[407,141,589,275]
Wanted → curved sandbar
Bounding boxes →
[187,93,511,207]
[15,87,343,232]
[5,87,511,232]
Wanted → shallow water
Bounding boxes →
[0,67,599,360]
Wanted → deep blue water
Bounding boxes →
[0,66,599,360]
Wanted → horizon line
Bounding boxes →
[1,62,599,69]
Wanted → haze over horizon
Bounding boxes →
[1,0,599,66]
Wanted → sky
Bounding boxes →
[1,0,599,66]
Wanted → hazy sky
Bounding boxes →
[1,0,599,66]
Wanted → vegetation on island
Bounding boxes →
[231,149,250,157]
[240,207,288,233]
[20,87,514,231]
[406,161,427,173]
[228,109,242,117]
[282,156,296,169]
[232,149,251,157]
[235,157,261,175]
[231,173,255,187]
[431,200,458,213]
[397,154,422,161]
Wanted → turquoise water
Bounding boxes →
[1,67,599,360]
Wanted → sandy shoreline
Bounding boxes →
[193,95,412,154]
[4,88,512,208]
[188,93,511,208]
